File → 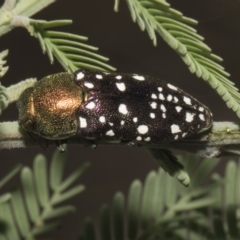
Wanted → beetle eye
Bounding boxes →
[22,119,35,131]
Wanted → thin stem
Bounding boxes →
[0,121,240,158]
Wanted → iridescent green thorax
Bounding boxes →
[17,72,84,140]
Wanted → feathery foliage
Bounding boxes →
[79,156,240,240]
[115,0,240,118]
[0,49,8,78]
[0,151,90,239]
[29,19,116,73]
[79,155,223,240]
[0,0,55,37]
[0,49,9,115]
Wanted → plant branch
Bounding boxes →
[0,0,55,36]
[0,121,240,157]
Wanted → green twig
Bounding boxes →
[0,121,240,158]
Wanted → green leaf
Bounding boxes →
[11,188,30,238]
[0,150,88,238]
[172,197,215,211]
[30,20,116,72]
[50,151,67,191]
[225,161,237,206]
[100,205,111,240]
[190,157,219,188]
[113,192,124,240]
[0,50,9,78]
[114,0,120,12]
[141,171,157,228]
[0,193,11,204]
[33,154,49,207]
[42,206,76,220]
[0,202,20,240]
[127,180,142,239]
[82,218,96,240]
[21,167,40,222]
[59,162,90,192]
[51,184,85,205]
[121,0,240,118]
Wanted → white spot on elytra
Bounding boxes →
[115,75,122,80]
[162,113,166,118]
[199,114,205,121]
[109,122,114,126]
[150,102,157,109]
[137,125,149,134]
[167,84,178,91]
[199,107,204,112]
[183,96,192,105]
[84,82,94,89]
[145,137,151,142]
[79,117,87,128]
[160,104,166,112]
[174,96,179,103]
[118,104,128,115]
[99,116,106,123]
[133,75,145,81]
[182,132,187,137]
[167,94,172,101]
[150,113,155,119]
[151,93,157,99]
[186,112,195,122]
[136,136,142,141]
[133,117,138,123]
[77,72,84,80]
[106,130,115,136]
[171,124,181,134]
[86,101,96,109]
[175,106,182,112]
[159,93,165,100]
[174,135,179,140]
[158,87,163,92]
[116,82,126,92]
[121,120,125,125]
[96,74,103,79]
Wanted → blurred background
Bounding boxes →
[1,0,240,239]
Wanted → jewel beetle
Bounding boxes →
[17,69,213,145]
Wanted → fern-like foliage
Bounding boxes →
[0,49,9,115]
[200,160,240,239]
[0,151,90,240]
[0,49,8,78]
[79,155,227,240]
[116,0,240,117]
[29,19,116,73]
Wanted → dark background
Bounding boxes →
[1,0,240,239]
